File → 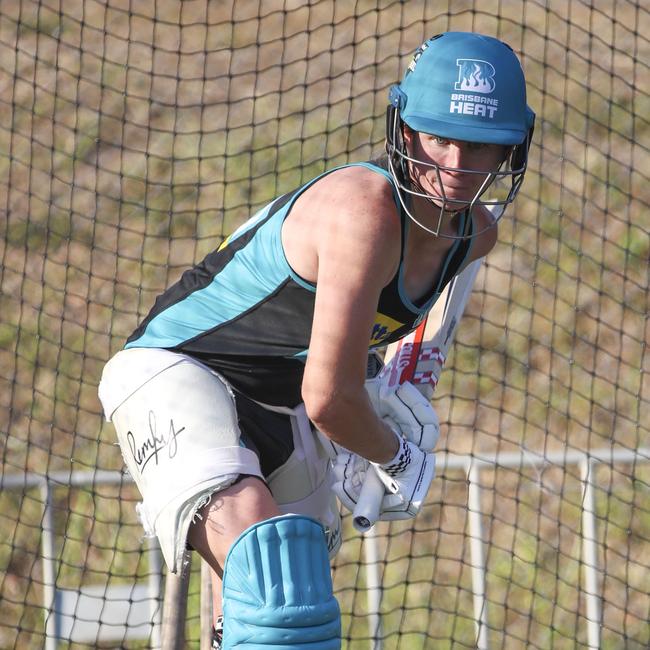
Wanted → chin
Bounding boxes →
[429,192,472,212]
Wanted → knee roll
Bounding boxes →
[222,514,341,649]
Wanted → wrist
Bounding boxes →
[375,429,406,469]
[376,432,409,471]
[370,427,401,465]
[386,427,402,461]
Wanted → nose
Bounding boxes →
[442,142,471,171]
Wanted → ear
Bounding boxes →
[401,124,415,151]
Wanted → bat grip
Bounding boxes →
[352,468,386,533]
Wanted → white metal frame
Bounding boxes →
[3,446,649,650]
[2,470,162,650]
[362,446,650,650]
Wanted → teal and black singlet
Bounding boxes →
[125,159,475,406]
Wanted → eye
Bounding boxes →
[431,136,449,145]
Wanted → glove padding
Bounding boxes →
[372,436,435,519]
[329,378,439,521]
[331,448,369,516]
[364,378,439,452]
[331,435,435,521]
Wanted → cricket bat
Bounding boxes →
[352,255,484,532]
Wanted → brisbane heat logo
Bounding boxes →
[450,58,499,118]
[455,59,496,93]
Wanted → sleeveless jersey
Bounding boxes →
[125,160,475,406]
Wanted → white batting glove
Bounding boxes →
[326,377,439,520]
[331,434,436,521]
[365,378,440,452]
[373,434,436,520]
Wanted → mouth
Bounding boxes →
[440,183,473,195]
[409,174,471,204]
[431,181,477,202]
[418,168,482,192]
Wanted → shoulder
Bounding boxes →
[298,164,400,238]
[315,164,395,205]
[282,165,401,283]
[312,166,401,283]
[283,163,402,287]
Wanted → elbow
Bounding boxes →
[302,388,336,432]
[302,384,352,441]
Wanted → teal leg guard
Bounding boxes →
[222,514,341,649]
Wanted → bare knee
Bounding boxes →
[188,475,281,574]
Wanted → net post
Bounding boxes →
[147,536,164,649]
[161,551,191,650]
[580,456,601,650]
[200,558,213,650]
[467,460,488,650]
[40,479,58,650]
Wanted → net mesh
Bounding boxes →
[1,1,648,648]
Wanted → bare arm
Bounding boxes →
[291,168,401,464]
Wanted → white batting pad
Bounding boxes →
[99,348,263,573]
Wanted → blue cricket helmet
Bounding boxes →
[385,32,536,238]
[392,32,535,145]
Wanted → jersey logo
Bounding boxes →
[455,59,496,94]
[370,313,407,344]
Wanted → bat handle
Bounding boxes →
[352,468,386,533]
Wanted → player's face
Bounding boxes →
[405,130,509,211]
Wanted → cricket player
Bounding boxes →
[98,32,534,648]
